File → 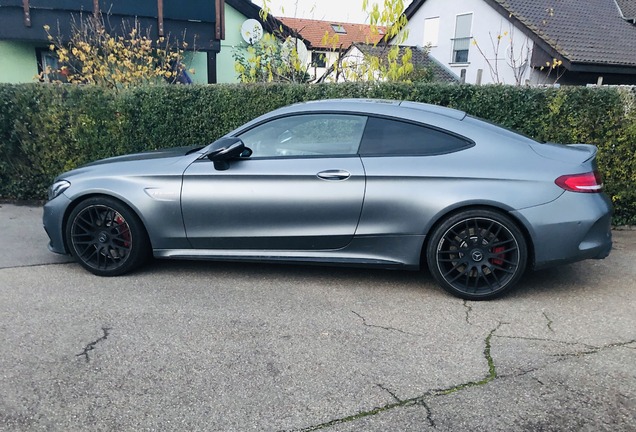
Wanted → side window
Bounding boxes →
[359,117,472,156]
[238,114,367,158]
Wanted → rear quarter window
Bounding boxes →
[359,117,473,156]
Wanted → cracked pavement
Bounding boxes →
[0,204,635,431]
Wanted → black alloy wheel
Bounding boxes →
[427,209,527,300]
[66,197,150,276]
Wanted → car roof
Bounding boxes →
[228,99,467,137]
[284,99,467,121]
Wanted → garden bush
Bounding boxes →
[1,82,634,224]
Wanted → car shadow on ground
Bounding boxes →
[134,257,590,301]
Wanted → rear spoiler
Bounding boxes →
[566,144,598,163]
[531,142,598,164]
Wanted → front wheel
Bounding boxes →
[426,209,528,300]
[65,197,150,276]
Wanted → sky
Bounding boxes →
[252,0,410,24]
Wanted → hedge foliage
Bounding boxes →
[1,82,635,224]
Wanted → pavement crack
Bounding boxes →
[292,397,419,431]
[494,338,636,381]
[76,327,111,363]
[493,334,597,350]
[293,323,505,431]
[417,399,436,427]
[463,300,473,325]
[542,311,554,332]
[291,327,635,432]
[377,384,401,402]
[433,321,504,396]
[351,311,421,336]
[550,339,636,358]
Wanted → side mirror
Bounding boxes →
[205,137,251,171]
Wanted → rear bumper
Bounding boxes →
[512,192,613,270]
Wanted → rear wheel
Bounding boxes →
[426,209,527,300]
[65,197,150,276]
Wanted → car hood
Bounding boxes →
[54,145,203,182]
[82,145,202,167]
[530,142,597,164]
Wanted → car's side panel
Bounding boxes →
[356,147,565,238]
[63,175,189,250]
[181,157,366,250]
[46,154,195,252]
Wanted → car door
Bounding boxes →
[181,113,368,250]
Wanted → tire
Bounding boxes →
[65,197,150,276]
[426,209,527,300]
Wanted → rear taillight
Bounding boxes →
[555,171,603,193]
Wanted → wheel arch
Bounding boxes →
[420,203,535,269]
[61,192,151,254]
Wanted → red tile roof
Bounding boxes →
[279,17,386,50]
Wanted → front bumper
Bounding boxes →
[42,194,73,255]
[512,191,613,270]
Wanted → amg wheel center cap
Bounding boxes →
[98,232,109,243]
[471,250,484,262]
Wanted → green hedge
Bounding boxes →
[1,82,635,224]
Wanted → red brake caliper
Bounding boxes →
[114,215,130,247]
[491,246,505,266]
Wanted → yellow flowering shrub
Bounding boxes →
[42,14,191,89]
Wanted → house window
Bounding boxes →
[331,24,347,34]
[311,52,327,68]
[451,13,472,63]
[36,48,64,82]
[423,17,440,47]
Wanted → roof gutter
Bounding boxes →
[566,62,636,75]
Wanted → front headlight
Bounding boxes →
[48,180,71,201]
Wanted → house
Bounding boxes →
[342,43,459,83]
[220,0,298,83]
[399,0,636,85]
[0,0,297,84]
[278,17,384,81]
[0,0,230,84]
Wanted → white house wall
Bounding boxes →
[401,0,536,85]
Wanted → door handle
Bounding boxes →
[317,170,351,181]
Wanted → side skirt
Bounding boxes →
[153,235,426,270]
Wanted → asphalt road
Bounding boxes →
[0,203,635,431]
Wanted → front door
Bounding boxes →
[181,113,368,250]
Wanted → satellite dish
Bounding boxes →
[282,37,309,63]
[241,19,263,44]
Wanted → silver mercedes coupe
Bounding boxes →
[43,99,612,300]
